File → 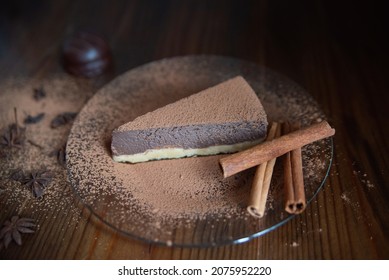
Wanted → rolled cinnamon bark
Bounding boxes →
[247,122,280,218]
[283,122,295,213]
[220,121,335,178]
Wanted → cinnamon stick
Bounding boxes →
[247,122,280,218]
[283,141,295,213]
[283,122,306,214]
[219,120,335,178]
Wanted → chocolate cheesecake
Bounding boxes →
[111,76,268,163]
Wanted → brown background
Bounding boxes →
[0,0,388,259]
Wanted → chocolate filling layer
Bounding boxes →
[111,121,267,156]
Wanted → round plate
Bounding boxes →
[66,55,333,247]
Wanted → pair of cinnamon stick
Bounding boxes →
[282,122,306,214]
[220,120,335,218]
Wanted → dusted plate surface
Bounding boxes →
[66,55,333,247]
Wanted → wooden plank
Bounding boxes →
[0,0,388,259]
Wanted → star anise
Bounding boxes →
[0,123,25,148]
[20,170,53,198]
[50,112,77,128]
[24,113,45,124]
[0,216,35,248]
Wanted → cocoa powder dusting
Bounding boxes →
[0,76,93,240]
[0,56,334,247]
[67,56,333,245]
[117,76,266,131]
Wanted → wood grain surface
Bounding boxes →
[0,0,388,259]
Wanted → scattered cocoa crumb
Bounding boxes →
[24,113,45,124]
[0,216,36,248]
[9,168,24,181]
[364,180,374,189]
[341,191,362,219]
[353,170,375,190]
[50,112,77,128]
[0,77,91,256]
[340,192,350,203]
[33,87,46,101]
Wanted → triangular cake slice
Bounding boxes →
[111,76,268,163]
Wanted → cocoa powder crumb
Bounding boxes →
[0,77,93,254]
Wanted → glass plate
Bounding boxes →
[66,55,333,247]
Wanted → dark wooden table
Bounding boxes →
[1,0,388,259]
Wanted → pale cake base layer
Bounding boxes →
[113,139,263,163]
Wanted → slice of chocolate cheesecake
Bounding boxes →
[111,76,268,163]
